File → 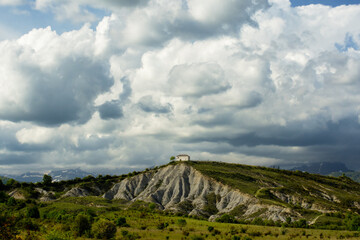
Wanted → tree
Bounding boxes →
[115,217,129,227]
[73,214,91,237]
[42,174,52,186]
[0,192,8,203]
[0,179,4,191]
[170,156,175,161]
[27,206,40,218]
[92,219,116,239]
[177,219,187,228]
[6,179,19,188]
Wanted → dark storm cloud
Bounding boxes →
[98,101,123,120]
[186,117,360,147]
[0,153,39,165]
[179,116,360,165]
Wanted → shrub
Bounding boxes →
[24,231,40,240]
[0,216,21,240]
[248,231,262,237]
[72,214,91,237]
[0,191,8,203]
[207,226,214,232]
[27,206,40,219]
[92,219,117,239]
[0,179,4,190]
[216,214,236,223]
[121,230,129,237]
[7,197,16,206]
[115,217,129,227]
[294,219,308,228]
[149,203,157,210]
[17,218,39,231]
[157,222,168,230]
[177,219,187,228]
[252,217,264,226]
[182,230,189,236]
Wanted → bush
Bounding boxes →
[17,218,39,231]
[216,214,236,223]
[92,219,117,239]
[0,179,4,190]
[7,197,16,206]
[177,219,187,228]
[0,216,21,240]
[27,206,40,219]
[157,222,168,230]
[115,217,129,227]
[0,191,8,203]
[72,214,91,237]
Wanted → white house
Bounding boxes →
[176,154,190,161]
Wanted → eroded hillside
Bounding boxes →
[94,161,360,222]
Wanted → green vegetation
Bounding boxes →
[2,196,360,239]
[2,161,360,239]
[330,171,360,183]
[187,161,360,215]
[43,174,53,186]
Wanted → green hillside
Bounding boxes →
[329,171,360,183]
[187,161,360,214]
[3,161,360,239]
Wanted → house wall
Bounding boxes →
[176,155,190,161]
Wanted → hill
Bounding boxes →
[4,168,94,183]
[98,161,360,223]
[2,160,360,236]
[329,171,360,183]
[291,162,350,175]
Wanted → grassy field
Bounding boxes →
[1,196,360,240]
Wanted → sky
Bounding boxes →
[0,0,360,174]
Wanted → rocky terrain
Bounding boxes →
[102,164,288,221]
[56,161,360,223]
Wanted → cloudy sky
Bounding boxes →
[0,0,360,174]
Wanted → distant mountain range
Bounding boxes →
[290,161,350,175]
[3,168,94,183]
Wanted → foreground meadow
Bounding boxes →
[1,196,360,240]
